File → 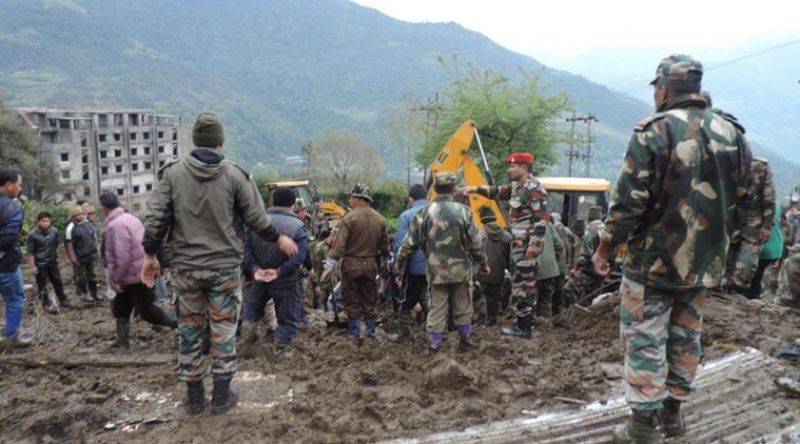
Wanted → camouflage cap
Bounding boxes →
[348,183,372,203]
[478,205,496,223]
[434,171,457,187]
[650,54,703,85]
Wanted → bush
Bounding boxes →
[371,180,409,218]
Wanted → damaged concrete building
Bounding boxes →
[16,107,191,213]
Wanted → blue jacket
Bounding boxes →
[0,192,24,272]
[243,207,308,289]
[393,199,428,276]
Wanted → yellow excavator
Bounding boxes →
[428,120,506,228]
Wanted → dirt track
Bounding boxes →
[1,274,799,443]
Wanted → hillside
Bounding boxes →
[0,0,647,179]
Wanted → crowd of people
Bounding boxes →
[2,54,800,442]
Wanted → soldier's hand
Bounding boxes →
[463,186,478,195]
[394,274,403,288]
[277,235,299,257]
[140,254,161,289]
[760,228,771,243]
[591,251,610,277]
[525,245,542,259]
[255,268,279,283]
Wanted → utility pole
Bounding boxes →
[584,114,598,177]
[565,113,580,177]
[565,113,598,177]
[410,93,440,185]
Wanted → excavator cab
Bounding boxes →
[537,177,610,229]
[264,180,347,238]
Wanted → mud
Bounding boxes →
[1,271,799,443]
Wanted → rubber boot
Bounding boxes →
[458,324,475,351]
[273,340,293,358]
[210,378,239,415]
[427,332,444,352]
[185,380,207,415]
[486,300,499,326]
[238,321,257,358]
[661,398,685,438]
[365,319,377,338]
[89,281,100,302]
[115,317,130,348]
[348,319,361,338]
[612,409,662,444]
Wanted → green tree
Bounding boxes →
[0,95,54,198]
[313,129,383,191]
[415,58,572,181]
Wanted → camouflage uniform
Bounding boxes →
[480,155,548,335]
[564,219,605,307]
[599,55,753,413]
[728,156,776,289]
[397,173,487,349]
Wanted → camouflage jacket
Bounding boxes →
[735,157,775,242]
[601,93,754,291]
[310,240,338,290]
[575,220,605,272]
[552,220,576,274]
[486,173,549,228]
[397,195,487,285]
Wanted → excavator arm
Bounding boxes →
[428,120,507,228]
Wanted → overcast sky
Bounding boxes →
[351,0,798,66]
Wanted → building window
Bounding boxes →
[158,131,164,139]
[59,120,70,129]
[99,134,107,142]
[82,166,90,181]
[144,147,151,155]
[114,114,124,126]
[158,145,165,154]
[100,150,107,159]
[47,133,57,143]
[173,145,178,156]
[98,114,108,128]
[61,170,71,179]
[133,185,140,194]
[131,148,138,156]
[115,165,123,173]
[114,149,122,158]
[116,188,124,196]
[172,129,178,141]
[143,131,150,140]
[101,166,109,176]
[144,161,152,170]
[145,183,153,192]
[60,153,69,162]
[130,132,137,141]
[83,186,91,196]
[132,163,139,172]
[129,114,139,126]
[113,133,121,142]
[81,153,89,165]
[81,136,87,147]
[159,160,165,167]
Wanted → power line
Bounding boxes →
[605,36,800,87]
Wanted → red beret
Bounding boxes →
[507,152,534,164]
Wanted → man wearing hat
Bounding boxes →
[465,151,549,338]
[396,172,488,351]
[141,112,298,416]
[473,205,511,326]
[322,183,389,338]
[590,55,755,442]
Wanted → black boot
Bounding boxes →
[661,398,685,437]
[185,380,207,415]
[89,281,100,302]
[612,409,662,443]
[115,317,130,348]
[210,377,239,415]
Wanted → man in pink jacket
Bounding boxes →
[100,192,177,348]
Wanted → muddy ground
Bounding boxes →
[1,266,800,443]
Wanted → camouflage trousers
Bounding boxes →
[619,276,705,410]
[536,275,564,318]
[427,282,472,334]
[564,268,605,307]
[174,267,241,383]
[510,227,540,320]
[730,240,763,289]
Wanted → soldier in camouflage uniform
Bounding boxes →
[466,152,548,339]
[591,56,754,443]
[142,113,298,415]
[397,172,488,351]
[310,229,339,310]
[563,206,605,309]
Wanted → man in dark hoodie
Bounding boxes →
[141,112,298,416]
[239,187,309,357]
[474,205,511,326]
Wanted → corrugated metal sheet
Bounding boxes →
[386,348,800,443]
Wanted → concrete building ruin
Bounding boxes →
[16,107,191,213]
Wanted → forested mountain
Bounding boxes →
[2,0,796,195]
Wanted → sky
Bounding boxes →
[350,0,799,68]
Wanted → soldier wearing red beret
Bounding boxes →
[465,151,549,338]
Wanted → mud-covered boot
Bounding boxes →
[185,380,207,415]
[365,319,378,338]
[501,315,532,339]
[612,409,662,444]
[661,398,685,438]
[89,281,100,302]
[347,319,361,338]
[210,377,239,415]
[427,332,444,352]
[1,332,33,350]
[115,317,130,348]
[237,321,257,358]
[458,324,475,351]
